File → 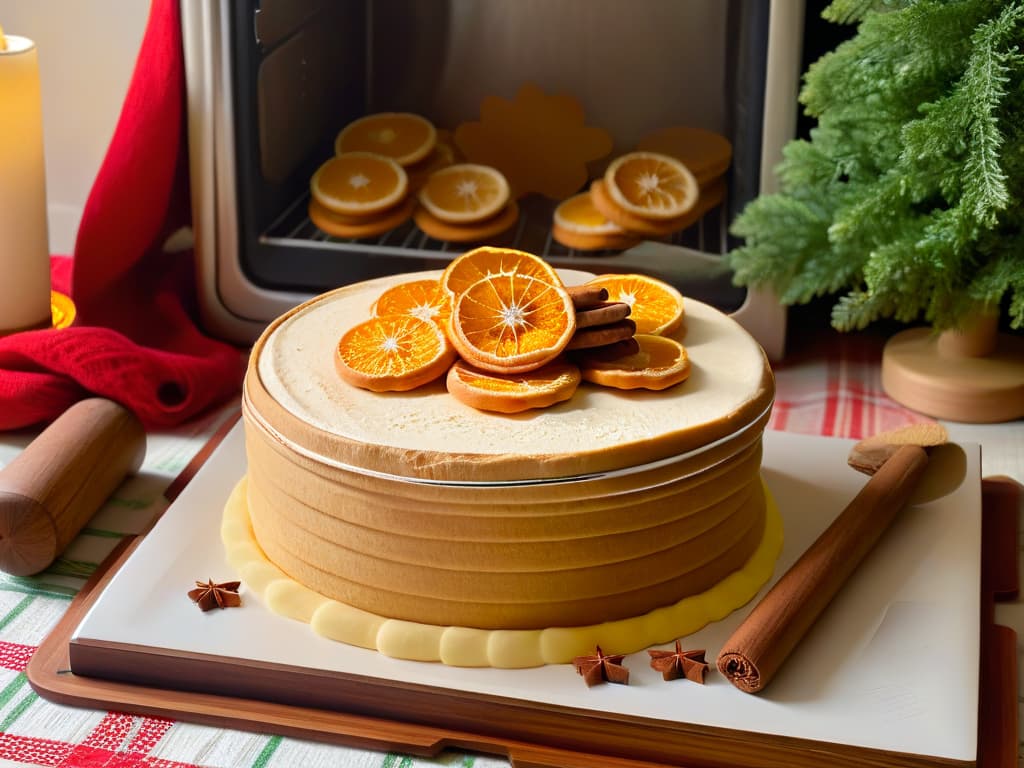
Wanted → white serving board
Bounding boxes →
[72,425,982,762]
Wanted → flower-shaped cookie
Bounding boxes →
[455,82,613,200]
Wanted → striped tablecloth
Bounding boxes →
[0,332,1020,768]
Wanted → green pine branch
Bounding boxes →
[728,0,1024,333]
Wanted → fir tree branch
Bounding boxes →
[957,3,1024,226]
[823,0,905,26]
[728,194,833,297]
[729,0,1024,332]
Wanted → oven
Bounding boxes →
[181,0,807,360]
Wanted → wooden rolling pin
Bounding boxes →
[0,398,146,576]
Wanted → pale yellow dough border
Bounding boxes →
[221,476,783,668]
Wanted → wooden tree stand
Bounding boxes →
[882,313,1024,422]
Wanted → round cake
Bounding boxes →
[224,270,780,668]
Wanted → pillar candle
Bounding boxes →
[0,25,52,334]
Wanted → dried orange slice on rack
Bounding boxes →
[335,314,457,392]
[406,141,456,192]
[371,278,451,326]
[583,274,685,336]
[449,272,576,374]
[311,153,408,216]
[636,126,733,187]
[553,192,626,236]
[441,246,562,301]
[446,358,581,414]
[413,199,520,244]
[334,112,437,166]
[575,334,691,391]
[552,192,641,252]
[308,196,415,239]
[603,151,699,221]
[418,164,511,223]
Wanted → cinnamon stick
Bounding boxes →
[567,285,609,310]
[575,302,631,329]
[716,443,930,693]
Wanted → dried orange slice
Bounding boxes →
[552,192,640,251]
[441,246,562,301]
[576,334,691,391]
[334,112,437,166]
[308,196,415,239]
[335,314,456,392]
[449,272,576,374]
[553,192,626,236]
[371,278,450,326]
[636,126,732,187]
[418,164,511,224]
[603,151,698,221]
[406,141,456,192]
[583,274,685,336]
[446,358,581,413]
[414,200,520,244]
[311,153,408,216]
[551,223,641,252]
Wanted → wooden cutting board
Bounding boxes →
[27,426,1019,768]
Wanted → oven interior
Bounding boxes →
[224,0,778,314]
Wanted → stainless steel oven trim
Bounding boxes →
[185,0,307,341]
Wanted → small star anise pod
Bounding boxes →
[648,640,709,683]
[572,645,629,687]
[188,579,242,612]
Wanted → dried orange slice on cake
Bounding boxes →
[311,153,408,216]
[335,314,457,392]
[449,272,576,374]
[371,278,451,326]
[441,246,562,301]
[603,151,699,221]
[335,112,437,166]
[576,334,691,391]
[584,274,685,336]
[447,358,581,414]
[418,163,511,223]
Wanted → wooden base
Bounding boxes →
[881,328,1024,423]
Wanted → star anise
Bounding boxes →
[648,640,709,683]
[572,645,629,687]
[188,579,242,612]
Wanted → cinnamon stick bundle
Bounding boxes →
[716,443,930,693]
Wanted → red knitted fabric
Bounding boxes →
[0,0,243,430]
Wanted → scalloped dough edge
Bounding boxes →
[222,476,783,668]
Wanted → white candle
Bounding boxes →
[0,25,52,333]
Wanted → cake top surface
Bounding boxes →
[248,271,773,482]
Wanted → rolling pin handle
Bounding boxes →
[0,398,146,576]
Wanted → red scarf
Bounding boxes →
[0,0,244,430]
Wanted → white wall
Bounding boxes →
[0,1,150,254]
